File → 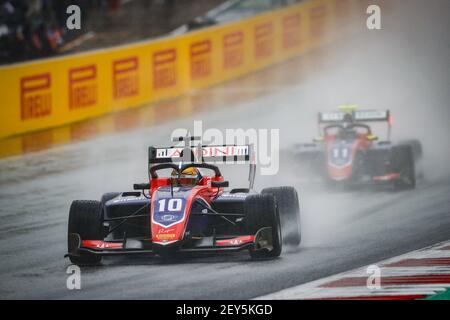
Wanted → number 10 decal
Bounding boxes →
[157,198,183,212]
[153,197,186,227]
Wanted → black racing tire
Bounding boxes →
[391,145,416,190]
[262,187,301,246]
[400,140,424,181]
[100,192,121,208]
[398,139,423,159]
[68,200,103,265]
[244,194,282,259]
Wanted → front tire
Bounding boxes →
[245,194,282,259]
[262,187,301,246]
[68,200,103,265]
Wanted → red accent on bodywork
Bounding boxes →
[325,134,373,180]
[81,240,123,250]
[150,187,194,244]
[148,172,227,245]
[216,235,255,246]
[150,178,171,190]
[149,176,224,194]
[327,164,353,180]
[388,115,394,126]
[373,173,400,181]
[150,184,225,245]
[325,137,355,180]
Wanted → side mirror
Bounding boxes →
[133,183,150,190]
[313,136,324,143]
[211,181,229,188]
[367,134,378,141]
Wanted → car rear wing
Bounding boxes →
[148,136,256,189]
[318,109,391,124]
[318,109,392,140]
[149,145,251,164]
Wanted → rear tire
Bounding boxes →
[391,145,416,190]
[244,194,282,259]
[262,187,301,246]
[68,200,103,265]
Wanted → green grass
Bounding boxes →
[424,289,450,300]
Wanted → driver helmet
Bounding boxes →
[342,113,354,129]
[171,167,202,186]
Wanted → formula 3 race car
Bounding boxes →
[66,136,301,265]
[289,105,423,190]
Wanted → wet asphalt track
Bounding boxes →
[0,0,449,299]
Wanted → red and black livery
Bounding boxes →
[67,136,301,265]
[291,107,423,190]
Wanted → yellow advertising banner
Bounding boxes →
[0,0,363,139]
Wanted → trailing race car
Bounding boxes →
[290,105,423,190]
[66,136,301,265]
